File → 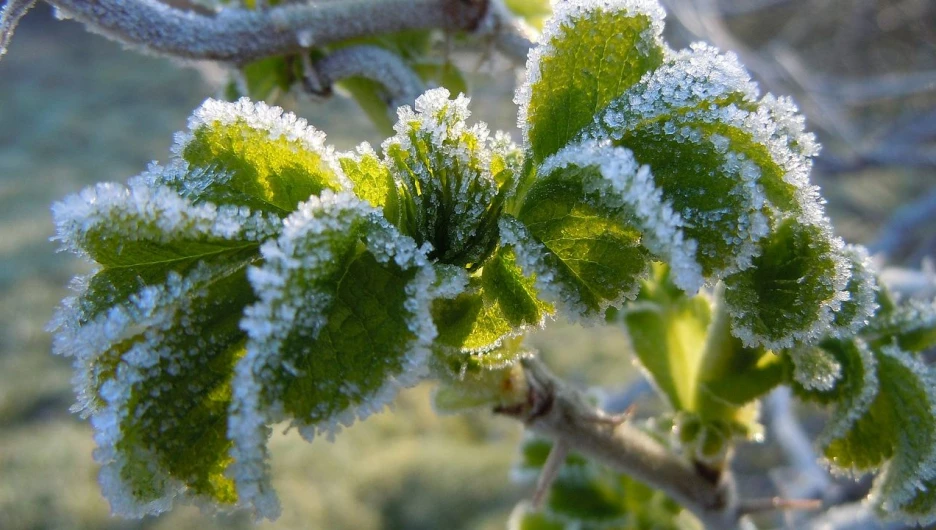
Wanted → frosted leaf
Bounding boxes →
[724,217,849,351]
[517,0,666,163]
[590,43,760,138]
[49,171,276,365]
[579,43,831,279]
[0,0,37,59]
[501,153,654,324]
[868,296,936,354]
[82,261,253,516]
[798,339,879,453]
[337,143,399,218]
[819,345,936,525]
[47,160,279,514]
[490,130,525,192]
[503,137,706,322]
[51,172,276,268]
[167,97,349,216]
[789,345,842,392]
[381,88,502,268]
[230,191,442,517]
[542,138,703,293]
[432,247,552,357]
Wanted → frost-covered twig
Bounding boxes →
[0,0,36,57]
[35,0,490,63]
[312,45,426,110]
[496,358,742,530]
[476,0,535,65]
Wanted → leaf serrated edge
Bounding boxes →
[170,97,350,189]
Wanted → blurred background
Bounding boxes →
[0,1,933,529]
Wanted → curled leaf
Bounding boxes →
[724,217,848,351]
[382,88,503,268]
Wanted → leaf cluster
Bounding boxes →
[48,0,936,526]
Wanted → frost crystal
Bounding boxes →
[790,345,842,392]
[831,245,879,337]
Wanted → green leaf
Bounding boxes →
[791,339,878,445]
[504,0,552,29]
[48,168,278,514]
[510,435,695,530]
[822,345,936,525]
[621,266,712,413]
[788,344,843,393]
[586,45,822,278]
[337,76,397,136]
[70,259,254,516]
[619,268,779,452]
[724,217,848,351]
[338,145,400,219]
[169,98,350,216]
[238,56,293,101]
[432,345,530,413]
[382,89,502,268]
[50,174,275,356]
[505,139,705,321]
[867,298,936,353]
[229,192,443,517]
[433,246,551,354]
[519,0,666,163]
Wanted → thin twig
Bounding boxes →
[738,496,823,516]
[496,358,742,530]
[313,45,427,109]
[531,438,568,509]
